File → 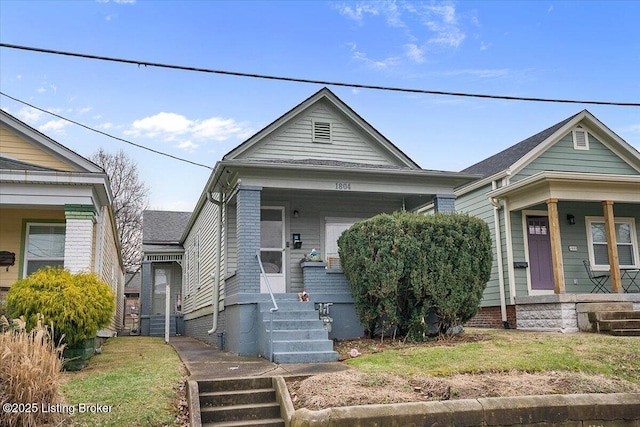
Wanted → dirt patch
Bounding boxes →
[287,336,640,411]
[287,370,640,410]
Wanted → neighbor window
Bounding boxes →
[24,224,65,276]
[586,217,638,269]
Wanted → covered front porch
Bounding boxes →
[488,171,640,332]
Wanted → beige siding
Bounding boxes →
[96,207,124,332]
[0,128,76,171]
[239,100,403,166]
[0,208,65,289]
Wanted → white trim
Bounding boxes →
[504,199,517,304]
[585,216,639,271]
[572,127,589,150]
[522,210,555,296]
[260,206,286,293]
[492,180,507,322]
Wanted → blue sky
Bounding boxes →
[1,1,639,211]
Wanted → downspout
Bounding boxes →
[490,183,508,327]
[503,198,517,305]
[208,190,225,335]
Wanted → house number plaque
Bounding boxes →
[335,182,352,190]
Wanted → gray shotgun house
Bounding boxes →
[456,110,640,332]
[139,88,477,362]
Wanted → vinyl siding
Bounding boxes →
[183,200,225,315]
[513,132,638,182]
[96,206,124,332]
[238,100,403,166]
[0,128,76,171]
[455,184,506,307]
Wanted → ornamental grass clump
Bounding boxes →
[6,267,115,347]
[0,315,65,427]
[338,212,492,339]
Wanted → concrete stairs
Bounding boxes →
[149,315,177,337]
[588,310,640,336]
[198,377,284,427]
[258,298,338,364]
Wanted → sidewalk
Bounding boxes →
[169,336,350,381]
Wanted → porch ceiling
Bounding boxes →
[488,171,640,211]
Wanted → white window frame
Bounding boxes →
[585,216,639,270]
[572,127,590,150]
[324,217,365,269]
[312,119,333,144]
[23,223,66,277]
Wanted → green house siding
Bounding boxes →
[456,184,506,308]
[513,132,638,182]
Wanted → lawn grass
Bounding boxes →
[346,329,640,383]
[60,336,186,427]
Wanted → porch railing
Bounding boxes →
[256,251,279,362]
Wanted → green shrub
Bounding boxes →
[6,267,115,346]
[338,212,492,339]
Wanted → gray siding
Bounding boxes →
[513,132,638,182]
[239,100,403,166]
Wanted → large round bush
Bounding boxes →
[338,212,492,338]
[6,267,115,346]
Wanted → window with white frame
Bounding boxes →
[572,126,589,150]
[24,224,66,276]
[586,217,638,269]
[325,218,363,269]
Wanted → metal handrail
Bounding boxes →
[256,251,279,362]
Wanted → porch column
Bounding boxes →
[236,185,262,293]
[545,198,566,293]
[602,200,623,293]
[63,204,96,274]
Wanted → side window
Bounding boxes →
[587,217,638,268]
[24,224,65,276]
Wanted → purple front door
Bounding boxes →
[527,216,554,291]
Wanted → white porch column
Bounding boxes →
[64,205,96,274]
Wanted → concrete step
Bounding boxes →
[610,329,640,337]
[203,418,284,427]
[591,311,640,321]
[261,309,320,321]
[273,350,338,364]
[269,329,329,341]
[200,388,276,407]
[200,402,281,424]
[577,302,634,313]
[272,339,334,353]
[259,301,315,312]
[596,320,640,331]
[266,319,325,330]
[198,377,272,393]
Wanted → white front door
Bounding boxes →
[260,207,286,293]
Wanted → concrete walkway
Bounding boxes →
[169,336,350,381]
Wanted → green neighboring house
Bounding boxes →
[456,110,640,332]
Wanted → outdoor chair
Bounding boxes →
[583,260,610,293]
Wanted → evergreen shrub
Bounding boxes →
[338,212,492,338]
[6,267,115,346]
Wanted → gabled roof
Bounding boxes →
[223,87,421,169]
[142,210,192,245]
[0,109,103,173]
[461,113,580,178]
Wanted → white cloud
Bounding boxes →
[126,112,253,151]
[16,107,43,124]
[404,43,425,63]
[97,122,114,130]
[37,87,46,93]
[445,69,511,78]
[39,119,69,134]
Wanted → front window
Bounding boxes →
[325,218,363,269]
[24,224,65,276]
[587,217,638,269]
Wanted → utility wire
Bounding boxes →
[0,91,214,170]
[2,43,639,107]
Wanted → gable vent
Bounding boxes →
[573,127,589,150]
[313,120,332,143]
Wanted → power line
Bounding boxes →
[0,91,214,170]
[2,42,639,107]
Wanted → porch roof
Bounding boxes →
[488,171,640,211]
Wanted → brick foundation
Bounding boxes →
[465,305,517,329]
